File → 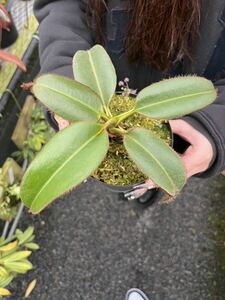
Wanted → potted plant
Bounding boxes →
[20,45,217,214]
[0,3,26,71]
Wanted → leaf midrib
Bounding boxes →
[36,83,100,116]
[87,50,105,106]
[31,130,103,207]
[137,90,214,111]
[126,133,176,193]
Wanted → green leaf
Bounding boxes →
[17,227,34,245]
[4,259,33,274]
[0,241,17,252]
[124,128,186,196]
[20,123,109,213]
[136,76,217,119]
[15,229,23,238]
[25,243,40,250]
[0,251,31,264]
[73,45,117,107]
[0,267,9,277]
[32,74,102,122]
[0,276,14,289]
[24,235,35,244]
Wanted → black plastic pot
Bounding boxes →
[1,18,18,49]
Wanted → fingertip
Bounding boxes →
[168,119,179,131]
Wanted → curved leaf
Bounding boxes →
[24,279,37,298]
[4,259,33,274]
[32,74,102,122]
[0,251,31,263]
[136,76,217,119]
[73,45,117,107]
[0,275,14,288]
[20,123,109,213]
[124,128,186,195]
[0,50,26,71]
[0,241,17,252]
[0,288,11,296]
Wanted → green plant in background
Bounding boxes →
[12,105,54,163]
[0,178,20,222]
[0,159,23,222]
[20,45,216,214]
[0,227,39,298]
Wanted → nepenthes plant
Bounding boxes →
[20,45,216,213]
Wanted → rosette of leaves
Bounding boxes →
[20,45,217,214]
[0,227,39,298]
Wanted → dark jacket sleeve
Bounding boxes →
[185,79,225,177]
[34,0,94,78]
[34,0,94,129]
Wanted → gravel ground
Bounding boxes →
[8,175,225,300]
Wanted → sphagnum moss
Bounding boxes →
[92,94,170,186]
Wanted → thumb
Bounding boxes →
[169,119,194,144]
[169,119,195,177]
[54,114,70,130]
[180,145,196,178]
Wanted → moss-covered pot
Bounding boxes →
[92,94,172,193]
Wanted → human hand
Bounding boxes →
[128,119,214,198]
[169,119,214,178]
[54,114,70,130]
